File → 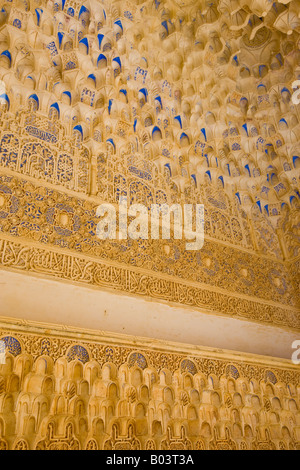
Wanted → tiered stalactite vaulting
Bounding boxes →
[0,0,299,327]
[0,321,299,450]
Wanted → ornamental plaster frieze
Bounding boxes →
[0,171,298,308]
[0,162,285,260]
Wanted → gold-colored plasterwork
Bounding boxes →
[0,0,299,330]
[0,318,299,450]
[0,235,299,330]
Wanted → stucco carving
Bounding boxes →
[0,3,299,457]
[0,319,299,450]
[0,0,299,329]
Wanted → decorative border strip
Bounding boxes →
[0,317,299,385]
[0,235,299,331]
[0,169,295,308]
